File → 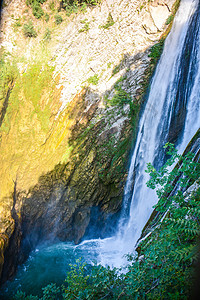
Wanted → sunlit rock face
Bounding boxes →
[0,0,177,282]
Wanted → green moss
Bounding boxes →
[0,58,20,133]
[22,62,55,131]
[111,56,128,76]
[0,54,57,135]
[165,15,173,25]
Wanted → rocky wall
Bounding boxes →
[0,0,178,282]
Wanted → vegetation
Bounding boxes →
[112,64,121,75]
[32,2,44,19]
[44,13,50,22]
[148,38,164,64]
[15,283,61,299]
[49,0,55,11]
[101,13,115,29]
[54,14,63,24]
[87,74,99,85]
[106,81,131,108]
[21,61,55,131]
[105,77,139,123]
[0,55,56,134]
[166,14,173,25]
[13,17,22,30]
[23,21,37,37]
[0,55,18,114]
[62,0,101,16]
[26,0,47,19]
[79,19,90,32]
[111,55,127,76]
[62,0,101,7]
[24,0,101,21]
[43,28,51,41]
[15,144,199,299]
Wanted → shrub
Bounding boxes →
[49,0,55,11]
[32,2,44,19]
[23,21,37,37]
[106,85,131,107]
[65,4,78,16]
[64,260,120,299]
[54,14,63,25]
[26,0,46,19]
[148,38,164,63]
[44,13,49,23]
[87,74,99,85]
[15,290,38,299]
[62,0,101,17]
[26,0,46,6]
[42,283,61,299]
[62,0,101,7]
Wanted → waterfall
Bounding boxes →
[98,0,200,267]
[1,0,200,296]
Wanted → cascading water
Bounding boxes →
[98,0,200,267]
[1,0,200,297]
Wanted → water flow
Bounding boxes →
[98,0,200,267]
[178,1,200,152]
[1,0,200,297]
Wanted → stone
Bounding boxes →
[149,4,170,31]
[142,11,158,34]
[0,0,178,282]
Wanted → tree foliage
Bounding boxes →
[15,144,200,299]
[25,0,101,20]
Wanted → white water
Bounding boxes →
[1,1,200,296]
[95,0,200,268]
[178,0,200,152]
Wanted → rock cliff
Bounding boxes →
[0,0,178,282]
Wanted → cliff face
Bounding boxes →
[0,0,177,282]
